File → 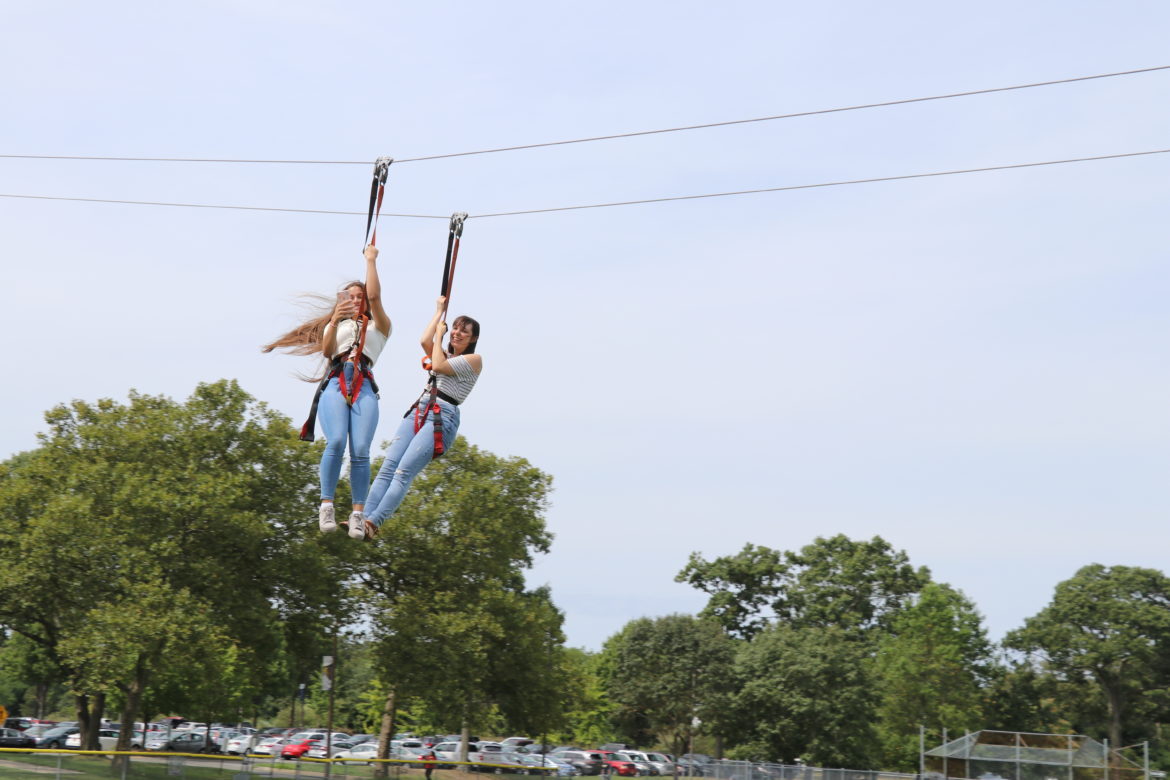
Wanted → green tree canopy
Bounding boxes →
[353,441,566,755]
[1006,563,1170,750]
[729,622,877,767]
[0,381,345,748]
[678,535,930,640]
[600,614,737,753]
[873,583,992,769]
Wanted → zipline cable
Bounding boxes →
[1,148,1166,219]
[0,66,1165,167]
[467,148,1170,218]
[0,193,446,218]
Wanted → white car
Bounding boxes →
[307,740,356,760]
[336,742,380,765]
[64,729,144,751]
[250,737,284,756]
[226,734,260,754]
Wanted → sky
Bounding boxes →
[1,1,1168,651]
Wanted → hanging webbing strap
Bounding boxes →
[299,156,391,442]
[414,212,468,458]
[439,211,467,316]
[364,156,393,248]
[422,212,468,372]
[337,312,371,406]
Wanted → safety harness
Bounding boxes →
[408,212,468,459]
[298,157,392,442]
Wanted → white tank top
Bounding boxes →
[331,319,389,365]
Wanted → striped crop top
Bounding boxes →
[434,356,480,404]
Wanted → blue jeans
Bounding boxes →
[365,398,460,527]
[318,362,380,505]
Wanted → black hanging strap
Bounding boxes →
[413,212,469,459]
[364,156,393,248]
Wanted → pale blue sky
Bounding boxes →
[2,1,1168,649]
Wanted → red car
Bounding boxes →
[596,751,638,776]
[282,738,322,759]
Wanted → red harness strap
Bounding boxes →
[412,387,446,458]
[337,313,370,406]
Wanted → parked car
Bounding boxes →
[643,753,677,776]
[596,751,639,777]
[514,751,574,776]
[307,740,355,760]
[394,746,434,768]
[282,738,324,759]
[150,731,220,753]
[250,737,285,756]
[472,748,528,774]
[336,742,381,765]
[0,728,35,749]
[540,755,580,777]
[21,724,54,741]
[620,751,660,776]
[35,726,79,749]
[551,750,605,776]
[66,728,144,751]
[433,741,472,765]
[226,734,260,754]
[676,755,714,777]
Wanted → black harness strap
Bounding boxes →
[414,212,468,458]
[298,156,392,443]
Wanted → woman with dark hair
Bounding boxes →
[263,245,392,533]
[351,295,481,540]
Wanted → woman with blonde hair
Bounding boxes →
[263,245,392,532]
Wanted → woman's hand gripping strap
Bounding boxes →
[422,212,468,372]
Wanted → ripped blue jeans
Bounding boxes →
[317,362,380,505]
[364,398,460,528]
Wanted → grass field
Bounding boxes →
[0,753,448,780]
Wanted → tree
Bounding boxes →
[556,648,619,748]
[873,583,992,770]
[675,544,785,639]
[0,631,64,718]
[1006,564,1170,751]
[678,535,930,640]
[352,441,564,765]
[600,614,737,753]
[729,623,878,767]
[0,381,344,750]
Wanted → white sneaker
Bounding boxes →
[346,512,365,542]
[348,512,376,541]
[319,503,337,533]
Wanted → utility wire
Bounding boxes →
[0,66,1166,167]
[0,194,447,219]
[468,149,1170,218]
[2,148,1166,219]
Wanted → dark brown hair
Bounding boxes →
[448,315,481,355]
